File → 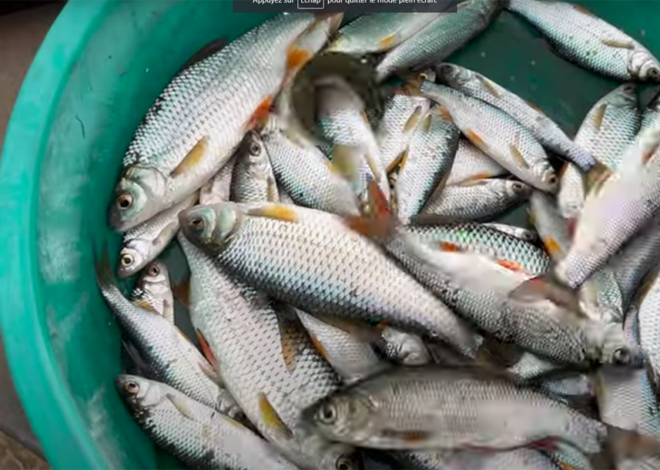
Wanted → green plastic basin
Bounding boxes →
[1,1,659,469]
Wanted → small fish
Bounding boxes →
[130,260,175,324]
[304,365,660,459]
[117,193,197,278]
[528,191,571,263]
[199,154,237,205]
[261,114,359,216]
[510,123,660,311]
[230,131,279,203]
[421,82,558,193]
[95,250,241,418]
[375,0,504,82]
[420,178,532,223]
[445,138,508,186]
[326,13,442,56]
[506,0,660,82]
[109,13,340,232]
[437,63,601,174]
[116,375,299,470]
[178,202,479,357]
[482,222,540,244]
[376,86,432,171]
[407,222,549,276]
[393,110,460,221]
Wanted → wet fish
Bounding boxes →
[375,0,503,82]
[117,194,197,278]
[230,131,279,203]
[376,86,432,171]
[445,138,508,185]
[199,154,237,205]
[421,82,558,193]
[511,123,660,309]
[95,251,241,418]
[261,114,359,216]
[420,178,532,223]
[326,13,442,56]
[528,191,571,263]
[305,365,659,457]
[377,326,431,366]
[437,63,601,174]
[637,272,660,391]
[641,89,660,133]
[178,202,479,357]
[483,222,540,244]
[131,260,175,324]
[109,13,340,231]
[406,222,549,276]
[506,0,660,82]
[393,111,460,221]
[177,233,357,470]
[116,375,298,470]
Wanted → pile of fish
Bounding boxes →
[96,3,660,470]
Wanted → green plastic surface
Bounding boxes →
[1,1,659,469]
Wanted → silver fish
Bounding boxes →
[230,131,279,203]
[390,448,560,470]
[437,62,600,174]
[177,233,357,470]
[407,222,549,276]
[261,114,359,216]
[95,252,241,418]
[641,89,660,133]
[376,86,432,171]
[199,154,237,205]
[637,272,660,392]
[179,202,479,357]
[528,191,571,263]
[326,13,442,56]
[117,193,196,278]
[130,260,175,324]
[421,82,558,193]
[483,222,540,244]
[420,178,532,223]
[377,326,431,366]
[375,0,503,82]
[116,375,298,470]
[394,111,460,221]
[506,0,660,82]
[305,365,657,455]
[445,138,508,185]
[109,13,339,231]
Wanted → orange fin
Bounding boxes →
[558,161,571,179]
[387,150,408,174]
[249,96,274,130]
[572,4,596,16]
[438,241,462,252]
[436,105,453,123]
[584,160,612,196]
[592,103,607,132]
[345,180,395,240]
[134,298,158,313]
[171,137,208,177]
[525,99,544,114]
[172,275,191,308]
[258,393,293,439]
[403,106,424,133]
[542,236,563,258]
[497,259,525,272]
[382,429,431,444]
[508,274,584,317]
[465,128,489,153]
[277,315,303,373]
[247,204,298,223]
[286,46,312,75]
[509,143,529,169]
[378,33,398,50]
[196,329,218,370]
[307,330,330,362]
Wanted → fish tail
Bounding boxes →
[589,426,660,469]
[583,160,612,196]
[344,178,399,242]
[508,273,584,316]
[93,244,122,301]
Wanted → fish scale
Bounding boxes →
[446,138,507,185]
[110,13,335,231]
[116,375,298,470]
[178,234,353,470]
[506,0,660,82]
[406,222,550,276]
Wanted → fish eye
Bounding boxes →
[317,403,337,425]
[120,254,134,267]
[147,263,160,277]
[188,216,205,231]
[613,347,632,365]
[116,193,133,210]
[124,380,140,395]
[623,84,635,93]
[336,455,355,470]
[512,181,526,192]
[649,67,660,78]
[547,175,558,186]
[249,142,261,156]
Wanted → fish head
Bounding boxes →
[117,238,155,278]
[380,327,430,365]
[179,203,242,255]
[492,179,533,200]
[629,49,660,82]
[301,433,363,470]
[310,391,379,444]
[135,261,172,301]
[115,374,163,412]
[109,166,168,232]
[435,63,472,88]
[599,322,644,369]
[530,160,559,193]
[606,83,638,108]
[240,131,272,179]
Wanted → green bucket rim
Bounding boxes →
[0,1,113,468]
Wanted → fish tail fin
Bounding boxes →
[345,178,399,241]
[172,274,191,308]
[590,426,660,468]
[93,244,122,301]
[583,160,612,195]
[508,273,583,315]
